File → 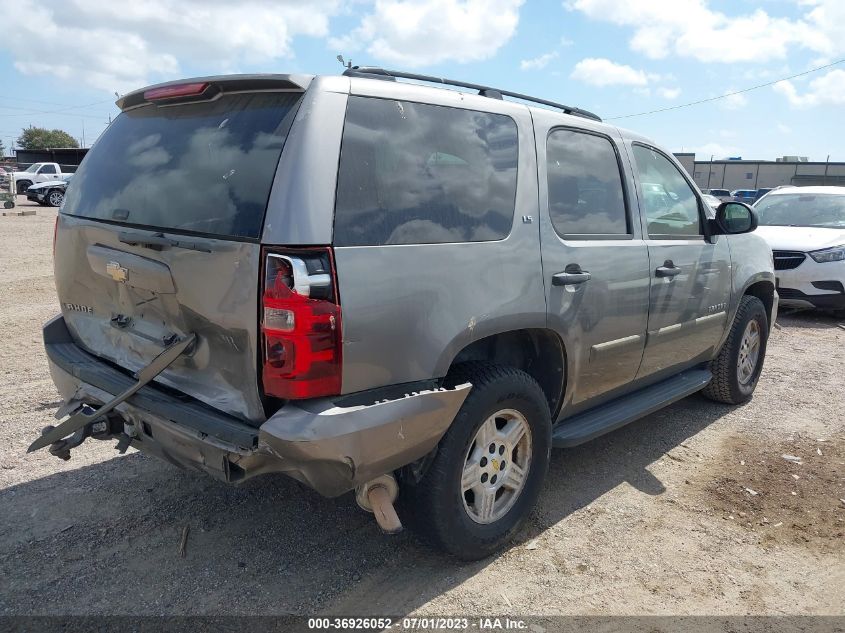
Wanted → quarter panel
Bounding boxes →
[334,102,544,394]
[262,76,350,246]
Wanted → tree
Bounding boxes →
[16,127,79,150]
[0,139,5,157]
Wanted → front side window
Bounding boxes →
[334,96,518,246]
[40,164,56,174]
[546,129,628,237]
[632,145,702,237]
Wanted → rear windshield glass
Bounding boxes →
[63,92,302,239]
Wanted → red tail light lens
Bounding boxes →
[144,82,209,101]
[261,248,341,400]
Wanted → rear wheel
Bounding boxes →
[403,363,551,560]
[703,295,768,404]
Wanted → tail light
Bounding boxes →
[261,247,342,400]
[144,82,209,101]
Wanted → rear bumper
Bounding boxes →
[43,316,470,497]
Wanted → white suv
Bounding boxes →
[754,186,845,315]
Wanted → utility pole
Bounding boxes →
[82,120,86,148]
[823,154,830,186]
[707,155,713,188]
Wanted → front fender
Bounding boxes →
[720,233,777,347]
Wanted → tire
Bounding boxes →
[46,189,64,207]
[702,295,768,404]
[403,362,551,560]
[16,180,31,195]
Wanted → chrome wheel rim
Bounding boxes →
[737,319,761,385]
[461,409,532,524]
[49,191,64,206]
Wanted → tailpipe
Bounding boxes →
[355,474,403,535]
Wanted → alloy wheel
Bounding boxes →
[461,409,532,524]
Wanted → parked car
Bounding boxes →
[753,186,845,316]
[11,162,73,194]
[31,70,776,559]
[706,188,732,202]
[753,188,773,202]
[731,189,758,204]
[26,175,71,207]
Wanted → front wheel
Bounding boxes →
[403,363,551,560]
[702,295,768,404]
[46,189,64,207]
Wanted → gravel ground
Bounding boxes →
[1,195,843,616]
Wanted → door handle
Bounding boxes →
[552,270,591,286]
[655,261,682,278]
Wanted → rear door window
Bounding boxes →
[62,92,302,239]
[546,129,629,237]
[334,96,518,246]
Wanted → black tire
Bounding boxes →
[16,180,31,195]
[702,295,768,404]
[403,362,551,560]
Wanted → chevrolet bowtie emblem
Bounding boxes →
[106,260,128,283]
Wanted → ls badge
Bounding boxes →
[106,260,128,283]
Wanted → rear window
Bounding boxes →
[546,128,629,237]
[334,96,518,246]
[63,92,302,239]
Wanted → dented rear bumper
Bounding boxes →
[42,315,470,497]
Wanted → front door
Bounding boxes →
[628,144,732,378]
[537,122,650,410]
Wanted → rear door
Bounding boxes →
[627,143,731,379]
[535,114,650,410]
[55,79,305,422]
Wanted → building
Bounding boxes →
[673,153,845,191]
[13,147,88,172]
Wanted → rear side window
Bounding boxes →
[63,92,302,239]
[546,129,628,237]
[334,96,518,246]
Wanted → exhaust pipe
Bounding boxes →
[355,474,403,535]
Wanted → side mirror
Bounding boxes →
[712,201,758,235]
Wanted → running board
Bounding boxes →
[552,368,712,448]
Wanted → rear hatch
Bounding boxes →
[55,76,308,423]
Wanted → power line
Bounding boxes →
[0,98,115,119]
[607,59,845,120]
[0,95,113,109]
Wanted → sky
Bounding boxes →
[1,0,844,161]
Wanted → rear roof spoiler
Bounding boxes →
[117,74,314,111]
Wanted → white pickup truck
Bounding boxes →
[12,162,72,194]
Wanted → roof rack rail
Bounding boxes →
[343,66,602,122]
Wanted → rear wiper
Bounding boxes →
[118,231,212,253]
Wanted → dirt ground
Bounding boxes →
[1,196,843,616]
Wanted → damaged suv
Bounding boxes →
[32,69,776,559]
